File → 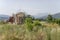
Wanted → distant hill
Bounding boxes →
[40,13,60,20]
[0,15,10,21]
[33,13,49,18]
[0,13,60,21]
[52,13,60,19]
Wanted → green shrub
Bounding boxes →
[0,21,7,24]
[33,21,41,26]
[25,18,33,31]
[32,20,42,32]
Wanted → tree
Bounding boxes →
[47,15,53,22]
[26,15,35,20]
[26,15,32,18]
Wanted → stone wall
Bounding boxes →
[13,12,25,24]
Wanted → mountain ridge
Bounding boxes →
[0,15,10,20]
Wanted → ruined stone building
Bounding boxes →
[8,16,14,24]
[13,12,25,24]
[8,12,25,24]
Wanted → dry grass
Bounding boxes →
[0,22,60,40]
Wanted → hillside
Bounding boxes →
[33,13,49,18]
[52,13,60,18]
[40,13,60,20]
[0,15,10,20]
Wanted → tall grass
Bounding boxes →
[0,23,60,40]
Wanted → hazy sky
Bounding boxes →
[0,0,60,16]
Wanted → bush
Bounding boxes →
[33,20,42,32]
[33,21,41,26]
[25,18,33,31]
[0,21,7,24]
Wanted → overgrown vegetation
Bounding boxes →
[0,14,60,40]
[46,14,60,25]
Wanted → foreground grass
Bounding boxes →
[0,23,60,40]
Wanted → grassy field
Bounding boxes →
[0,22,60,40]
